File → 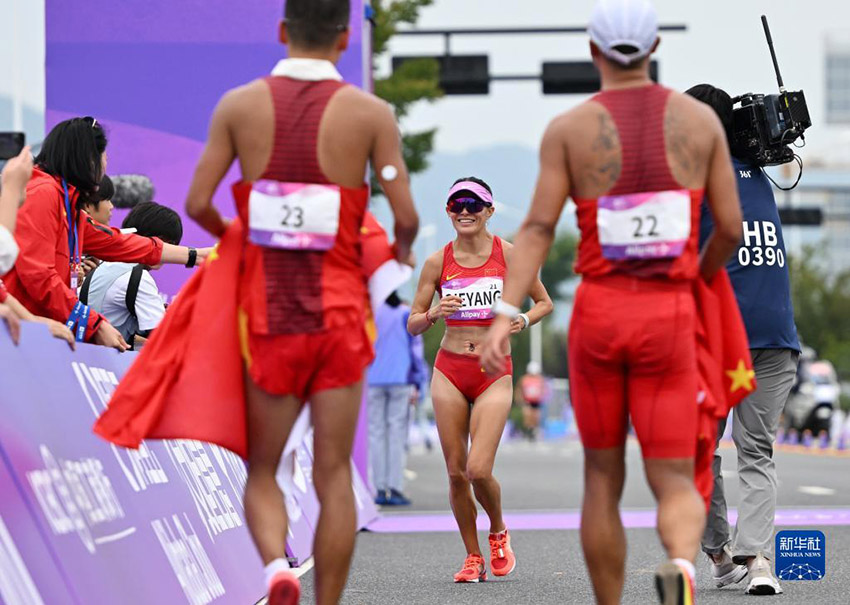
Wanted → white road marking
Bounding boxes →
[797,486,837,496]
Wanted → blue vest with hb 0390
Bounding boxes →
[699,157,800,352]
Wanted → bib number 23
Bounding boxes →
[280,204,304,229]
[249,180,341,251]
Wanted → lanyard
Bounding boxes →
[66,301,91,343]
[62,180,80,269]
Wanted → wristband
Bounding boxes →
[518,313,530,330]
[492,299,520,319]
[185,247,197,268]
[425,308,437,325]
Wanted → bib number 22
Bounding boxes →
[632,215,659,238]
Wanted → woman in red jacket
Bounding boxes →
[3,117,209,350]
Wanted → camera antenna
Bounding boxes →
[762,15,786,94]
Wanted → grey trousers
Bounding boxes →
[368,385,411,492]
[702,348,799,561]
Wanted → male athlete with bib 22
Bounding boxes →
[184,1,418,603]
[481,1,743,603]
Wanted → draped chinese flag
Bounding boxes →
[94,219,248,456]
[693,269,756,509]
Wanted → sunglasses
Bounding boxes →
[447,197,492,214]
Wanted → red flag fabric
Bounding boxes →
[360,211,412,313]
[693,269,757,508]
[94,219,248,457]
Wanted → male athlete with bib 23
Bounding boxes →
[481,1,743,603]
[183,1,418,603]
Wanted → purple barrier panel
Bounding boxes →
[46,0,368,298]
[301,428,378,530]
[0,324,265,605]
[0,452,75,605]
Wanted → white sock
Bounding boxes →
[264,558,290,587]
[672,558,696,582]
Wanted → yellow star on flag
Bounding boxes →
[206,243,220,263]
[726,359,755,393]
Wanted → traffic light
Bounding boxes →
[778,207,823,226]
[392,55,489,95]
[542,60,659,94]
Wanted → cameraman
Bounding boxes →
[687,84,801,596]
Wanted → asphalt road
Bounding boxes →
[299,439,850,604]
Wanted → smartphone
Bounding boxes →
[0,132,25,160]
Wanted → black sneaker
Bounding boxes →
[374,489,390,506]
[385,489,411,506]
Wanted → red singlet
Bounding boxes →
[232,74,373,398]
[439,236,506,327]
[569,84,700,458]
[434,236,511,402]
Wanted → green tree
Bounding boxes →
[371,0,442,192]
[540,232,578,299]
[789,247,850,379]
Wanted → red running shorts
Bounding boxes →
[434,349,513,403]
[240,317,374,399]
[568,275,698,459]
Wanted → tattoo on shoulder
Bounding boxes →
[592,113,618,152]
[665,109,698,184]
[587,113,621,190]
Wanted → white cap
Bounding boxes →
[589,0,658,66]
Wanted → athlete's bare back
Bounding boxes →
[550,88,730,202]
[215,80,399,188]
[186,61,417,253]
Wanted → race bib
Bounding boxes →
[597,189,691,260]
[248,180,341,251]
[442,276,503,321]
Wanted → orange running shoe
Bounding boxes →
[489,529,516,577]
[453,553,487,583]
[655,561,695,605]
[268,571,301,605]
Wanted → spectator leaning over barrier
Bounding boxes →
[0,146,75,347]
[2,117,212,351]
[74,174,117,282]
[688,84,802,596]
[81,202,184,350]
[81,174,115,226]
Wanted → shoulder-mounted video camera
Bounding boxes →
[730,16,811,168]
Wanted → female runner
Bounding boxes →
[408,176,553,582]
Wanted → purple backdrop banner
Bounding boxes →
[45,0,368,299]
[45,0,374,498]
[0,324,376,604]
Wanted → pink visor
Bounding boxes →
[447,181,494,205]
